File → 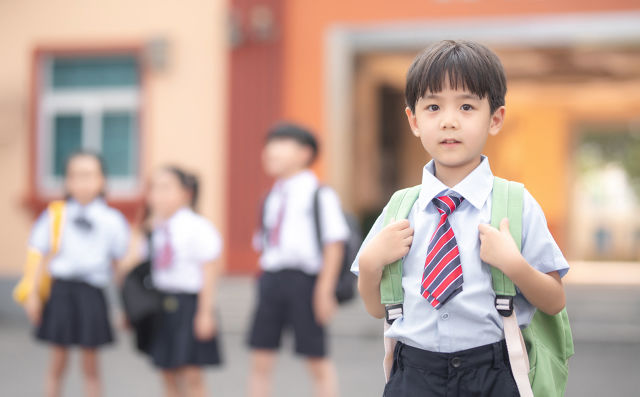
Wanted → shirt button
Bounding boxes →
[451,357,462,368]
[441,312,450,320]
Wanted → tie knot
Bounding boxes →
[433,195,463,216]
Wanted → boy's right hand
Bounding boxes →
[24,293,42,326]
[359,220,413,274]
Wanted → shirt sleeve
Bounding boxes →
[318,187,349,244]
[350,206,387,275]
[28,210,50,254]
[193,219,223,263]
[520,188,570,278]
[110,211,131,260]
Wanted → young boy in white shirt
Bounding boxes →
[352,40,569,396]
[247,123,350,397]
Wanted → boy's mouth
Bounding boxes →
[440,138,461,145]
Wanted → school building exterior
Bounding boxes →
[1,1,639,276]
[0,0,228,275]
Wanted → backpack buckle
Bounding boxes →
[385,304,403,324]
[495,295,513,317]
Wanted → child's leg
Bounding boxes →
[306,357,338,397]
[161,370,180,397]
[247,349,277,397]
[80,348,102,397]
[178,366,206,397]
[45,345,69,397]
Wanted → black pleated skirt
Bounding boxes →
[149,293,222,369]
[36,279,114,348]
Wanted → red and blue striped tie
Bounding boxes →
[421,194,464,309]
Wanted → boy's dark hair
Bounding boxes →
[405,40,507,114]
[162,165,200,209]
[265,122,319,163]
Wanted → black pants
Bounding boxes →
[248,269,325,357]
[383,340,520,397]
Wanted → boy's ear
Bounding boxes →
[405,107,420,137]
[489,106,505,136]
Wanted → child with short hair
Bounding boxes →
[21,151,130,397]
[352,40,569,396]
[247,123,349,397]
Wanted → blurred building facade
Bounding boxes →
[1,1,639,276]
[228,0,640,272]
[0,0,228,275]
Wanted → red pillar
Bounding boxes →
[226,0,284,274]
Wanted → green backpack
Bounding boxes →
[380,177,574,397]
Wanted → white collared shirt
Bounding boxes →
[257,170,349,275]
[351,156,569,353]
[150,207,222,293]
[29,198,130,287]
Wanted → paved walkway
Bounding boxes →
[0,277,639,396]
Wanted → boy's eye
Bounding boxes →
[427,104,439,112]
[461,104,473,111]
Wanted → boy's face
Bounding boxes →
[262,138,312,179]
[405,82,504,175]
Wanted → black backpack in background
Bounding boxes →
[312,187,363,304]
[260,185,363,304]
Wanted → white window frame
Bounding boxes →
[36,55,141,199]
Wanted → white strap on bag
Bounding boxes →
[383,321,396,382]
[502,311,534,397]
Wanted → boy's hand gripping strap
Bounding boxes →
[379,186,421,324]
[491,177,533,397]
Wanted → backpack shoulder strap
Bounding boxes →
[379,185,421,306]
[312,185,324,250]
[491,177,534,397]
[47,200,66,254]
[490,177,524,297]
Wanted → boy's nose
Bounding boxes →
[439,117,459,129]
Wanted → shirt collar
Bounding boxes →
[168,206,191,224]
[67,197,106,214]
[277,169,317,192]
[417,155,493,210]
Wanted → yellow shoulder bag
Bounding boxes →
[12,200,66,304]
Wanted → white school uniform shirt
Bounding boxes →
[29,198,130,287]
[151,207,222,294]
[351,156,569,353]
[257,170,349,275]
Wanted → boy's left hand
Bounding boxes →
[313,284,337,326]
[478,218,524,274]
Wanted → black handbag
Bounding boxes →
[120,242,163,326]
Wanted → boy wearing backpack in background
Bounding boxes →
[247,122,350,397]
[351,40,571,397]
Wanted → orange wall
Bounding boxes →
[276,0,639,254]
[279,0,639,172]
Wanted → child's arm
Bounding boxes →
[478,218,566,315]
[194,258,222,341]
[114,228,144,285]
[313,241,345,325]
[358,220,414,319]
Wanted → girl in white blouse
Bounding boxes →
[145,166,223,397]
[23,151,129,397]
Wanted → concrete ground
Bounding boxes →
[1,277,639,396]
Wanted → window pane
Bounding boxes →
[51,55,139,89]
[53,115,83,176]
[101,111,137,177]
